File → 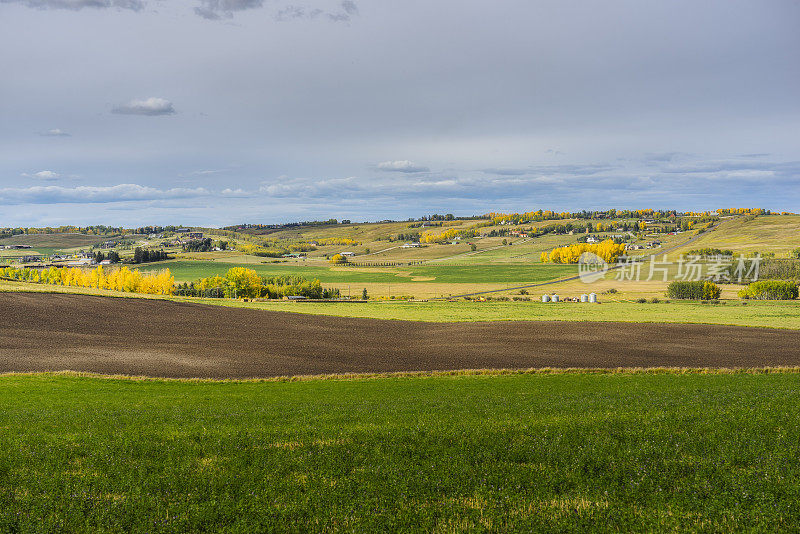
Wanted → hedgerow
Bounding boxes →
[666,281,721,300]
[738,280,799,300]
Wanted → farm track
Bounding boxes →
[1,291,799,379]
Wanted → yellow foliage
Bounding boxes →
[0,265,174,295]
[542,239,626,264]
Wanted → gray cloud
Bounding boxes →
[1,0,143,10]
[111,97,175,116]
[1,0,798,224]
[275,1,357,21]
[194,0,262,20]
[39,128,71,137]
[0,184,210,205]
[2,0,359,20]
[480,168,527,176]
[376,160,429,173]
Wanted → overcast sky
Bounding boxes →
[1,0,798,226]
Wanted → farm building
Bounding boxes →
[67,258,95,266]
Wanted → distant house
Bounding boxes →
[401,242,421,248]
[586,236,600,243]
[67,258,95,266]
[187,232,204,240]
[284,295,308,301]
[99,259,113,265]
[340,251,355,257]
[21,255,43,263]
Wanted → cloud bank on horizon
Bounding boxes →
[1,0,798,225]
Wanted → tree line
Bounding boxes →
[174,267,340,300]
[0,266,174,295]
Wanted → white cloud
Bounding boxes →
[0,184,209,204]
[22,170,61,181]
[112,97,175,116]
[377,160,429,173]
[39,128,70,137]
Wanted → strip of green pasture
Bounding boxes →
[1,372,799,531]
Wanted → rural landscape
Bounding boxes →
[3,0,799,531]
[2,208,800,530]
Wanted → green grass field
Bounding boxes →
[2,372,799,531]
[187,297,800,329]
[138,259,576,285]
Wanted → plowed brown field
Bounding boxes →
[1,292,799,378]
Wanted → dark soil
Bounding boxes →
[1,292,798,378]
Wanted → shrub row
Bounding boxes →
[738,280,799,300]
[666,281,721,300]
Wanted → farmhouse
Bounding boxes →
[340,251,355,257]
[401,242,421,248]
[67,258,95,266]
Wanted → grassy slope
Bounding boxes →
[670,215,800,258]
[1,372,799,531]
[0,233,108,249]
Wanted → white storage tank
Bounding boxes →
[541,294,550,303]
[581,294,589,303]
[551,294,559,302]
[588,292,597,303]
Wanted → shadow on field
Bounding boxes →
[1,292,799,378]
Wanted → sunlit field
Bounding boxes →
[1,372,799,532]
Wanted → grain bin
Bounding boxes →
[541,294,550,303]
[551,294,559,302]
[581,294,589,303]
[588,292,597,303]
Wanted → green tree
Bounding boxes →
[362,288,368,300]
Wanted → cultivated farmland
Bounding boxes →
[2,292,800,378]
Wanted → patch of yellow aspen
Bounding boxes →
[0,265,174,295]
[540,239,626,264]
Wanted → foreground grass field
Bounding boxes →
[1,372,799,531]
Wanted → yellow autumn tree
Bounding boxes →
[542,239,626,264]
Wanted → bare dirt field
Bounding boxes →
[1,292,799,378]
